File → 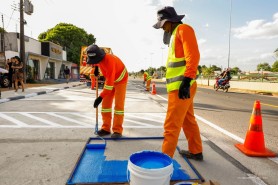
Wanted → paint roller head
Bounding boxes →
[86,143,106,149]
[86,136,107,149]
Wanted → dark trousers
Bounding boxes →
[8,74,13,88]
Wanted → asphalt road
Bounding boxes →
[136,79,278,154]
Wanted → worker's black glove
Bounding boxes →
[94,96,103,108]
[143,81,145,85]
[178,77,192,99]
[94,66,99,77]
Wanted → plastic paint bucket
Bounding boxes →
[128,150,173,185]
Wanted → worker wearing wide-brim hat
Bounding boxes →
[86,44,128,139]
[153,6,203,160]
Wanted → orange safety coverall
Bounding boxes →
[143,72,151,91]
[162,24,202,158]
[90,67,96,90]
[95,53,128,134]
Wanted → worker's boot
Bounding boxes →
[97,129,110,136]
[111,132,122,139]
[179,150,203,161]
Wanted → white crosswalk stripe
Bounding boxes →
[0,112,166,128]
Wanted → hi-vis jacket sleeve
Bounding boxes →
[99,63,116,98]
[176,24,200,79]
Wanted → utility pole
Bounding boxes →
[1,14,6,63]
[20,0,26,82]
[227,0,232,68]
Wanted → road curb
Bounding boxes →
[0,83,84,104]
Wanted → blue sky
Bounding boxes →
[1,0,278,72]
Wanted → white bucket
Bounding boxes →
[128,150,173,185]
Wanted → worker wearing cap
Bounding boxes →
[153,6,203,160]
[86,44,128,139]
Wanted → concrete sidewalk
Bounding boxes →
[0,81,84,104]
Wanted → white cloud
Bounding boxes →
[233,12,278,39]
[198,38,207,46]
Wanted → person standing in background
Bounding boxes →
[64,66,70,84]
[141,70,152,91]
[12,56,25,92]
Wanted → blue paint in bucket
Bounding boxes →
[128,150,173,185]
[130,150,172,169]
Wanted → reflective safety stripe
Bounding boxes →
[115,68,127,82]
[101,108,112,113]
[104,85,113,90]
[166,75,184,84]
[167,61,186,68]
[166,75,196,85]
[114,110,124,115]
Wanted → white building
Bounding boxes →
[0,32,73,81]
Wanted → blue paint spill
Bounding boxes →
[68,148,190,184]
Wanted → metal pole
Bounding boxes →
[1,14,6,62]
[161,47,164,79]
[20,0,26,82]
[227,0,232,68]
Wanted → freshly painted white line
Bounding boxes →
[46,113,92,127]
[155,94,278,165]
[195,115,244,143]
[126,114,164,124]
[246,174,268,185]
[19,113,62,127]
[70,112,97,120]
[124,118,155,127]
[0,113,28,126]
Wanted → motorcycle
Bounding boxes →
[213,76,230,92]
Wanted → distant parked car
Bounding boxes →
[0,73,10,88]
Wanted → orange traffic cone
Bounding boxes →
[235,100,276,157]
[151,82,157,95]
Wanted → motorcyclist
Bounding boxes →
[218,68,231,86]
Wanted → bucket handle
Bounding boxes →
[126,167,174,183]
[127,168,130,183]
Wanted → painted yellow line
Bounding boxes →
[261,103,278,108]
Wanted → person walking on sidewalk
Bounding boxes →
[64,66,70,84]
[153,6,203,160]
[86,44,128,139]
[12,56,25,92]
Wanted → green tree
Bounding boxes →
[230,67,241,75]
[0,27,5,33]
[274,48,278,58]
[272,61,278,72]
[210,65,221,72]
[257,62,271,71]
[202,67,214,77]
[38,23,96,64]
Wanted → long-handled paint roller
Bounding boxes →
[87,68,106,149]
[94,75,99,135]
